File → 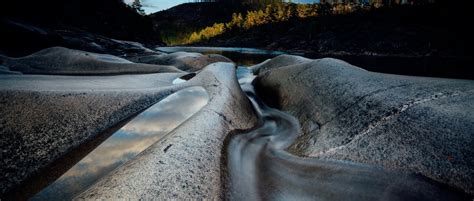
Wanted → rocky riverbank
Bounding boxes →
[0,46,258,199]
[0,45,473,199]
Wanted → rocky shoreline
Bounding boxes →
[0,45,473,199]
[0,47,250,199]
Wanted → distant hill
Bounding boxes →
[1,0,156,42]
[150,2,250,45]
[1,0,162,56]
[157,1,472,58]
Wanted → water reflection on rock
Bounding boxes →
[31,86,209,200]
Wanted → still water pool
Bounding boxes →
[31,86,209,200]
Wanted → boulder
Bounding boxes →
[0,47,182,75]
[127,51,233,71]
[254,56,474,195]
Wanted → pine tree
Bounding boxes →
[131,0,145,15]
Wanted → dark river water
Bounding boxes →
[156,46,286,66]
[158,46,473,79]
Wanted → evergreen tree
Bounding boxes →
[131,0,145,15]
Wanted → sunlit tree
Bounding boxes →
[226,13,244,29]
[296,4,310,18]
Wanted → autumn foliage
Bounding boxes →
[173,3,319,45]
[168,2,407,45]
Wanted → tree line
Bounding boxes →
[178,2,362,44]
[162,0,438,45]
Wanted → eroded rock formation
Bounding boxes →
[0,48,472,200]
[0,47,256,199]
[253,55,474,195]
[77,63,258,200]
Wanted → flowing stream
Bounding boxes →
[230,67,468,201]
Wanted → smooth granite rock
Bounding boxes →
[254,56,474,195]
[76,62,258,200]
[251,54,312,74]
[0,72,188,198]
[0,45,256,200]
[127,51,233,71]
[0,47,182,75]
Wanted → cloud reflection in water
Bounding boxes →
[32,86,209,200]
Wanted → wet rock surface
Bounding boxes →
[254,55,474,195]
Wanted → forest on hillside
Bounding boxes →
[155,0,440,46]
